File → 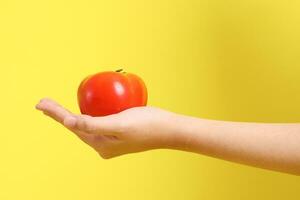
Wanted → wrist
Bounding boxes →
[160,113,201,151]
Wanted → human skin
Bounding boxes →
[36,98,300,175]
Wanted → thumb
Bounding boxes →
[63,114,122,135]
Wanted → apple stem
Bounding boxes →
[116,69,123,72]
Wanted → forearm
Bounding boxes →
[169,114,300,175]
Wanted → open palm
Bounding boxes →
[36,98,177,158]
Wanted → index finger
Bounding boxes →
[36,98,74,123]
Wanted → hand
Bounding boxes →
[36,98,181,159]
[36,98,300,174]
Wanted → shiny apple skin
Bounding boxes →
[77,71,147,117]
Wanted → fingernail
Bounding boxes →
[63,116,77,128]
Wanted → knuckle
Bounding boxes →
[118,119,132,134]
[78,117,88,130]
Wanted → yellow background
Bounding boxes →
[0,0,299,199]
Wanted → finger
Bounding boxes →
[36,98,73,123]
[65,114,121,136]
[36,98,122,136]
[63,116,112,148]
[36,98,108,147]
